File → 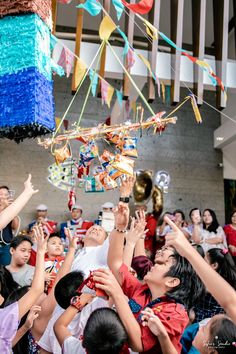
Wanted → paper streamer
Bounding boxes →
[121,0,154,14]
[117,28,130,57]
[143,19,158,40]
[99,15,116,41]
[127,48,135,70]
[76,0,102,16]
[112,0,124,20]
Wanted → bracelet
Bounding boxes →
[114,227,127,233]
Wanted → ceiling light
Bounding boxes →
[216,137,224,141]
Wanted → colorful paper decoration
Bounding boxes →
[47,158,77,192]
[127,48,135,70]
[112,0,124,20]
[117,28,130,57]
[111,154,134,176]
[79,141,98,166]
[98,171,118,190]
[0,0,52,29]
[116,89,123,107]
[99,15,116,41]
[143,19,158,40]
[89,70,99,97]
[57,47,74,78]
[188,94,202,124]
[85,176,104,193]
[122,137,138,158]
[101,80,115,107]
[121,0,154,14]
[53,142,71,165]
[76,0,102,16]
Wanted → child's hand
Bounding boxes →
[64,227,77,250]
[113,202,130,231]
[119,176,135,197]
[44,272,56,283]
[24,305,41,330]
[33,225,48,254]
[164,216,192,257]
[125,214,147,246]
[93,268,123,298]
[79,293,94,307]
[141,308,167,337]
[24,174,39,195]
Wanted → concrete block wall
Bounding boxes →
[0,76,224,229]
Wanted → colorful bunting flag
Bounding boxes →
[127,48,135,70]
[137,53,156,82]
[74,57,87,89]
[76,0,102,16]
[143,19,158,40]
[112,0,124,20]
[57,47,74,78]
[188,94,202,124]
[116,89,123,107]
[121,0,154,14]
[101,79,114,107]
[89,70,99,96]
[99,16,116,41]
[117,28,130,57]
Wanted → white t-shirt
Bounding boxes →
[63,336,84,354]
[200,226,228,253]
[39,298,108,354]
[71,236,109,277]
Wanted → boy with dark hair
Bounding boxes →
[6,235,34,286]
[54,271,84,309]
[54,300,128,354]
[94,203,204,354]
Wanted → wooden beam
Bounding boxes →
[192,0,206,105]
[52,0,57,34]
[97,0,110,97]
[147,0,161,102]
[213,0,229,109]
[71,0,84,94]
[123,0,135,99]
[170,0,184,104]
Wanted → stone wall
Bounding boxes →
[0,76,224,229]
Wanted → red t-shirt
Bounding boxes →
[119,263,188,354]
[224,224,236,256]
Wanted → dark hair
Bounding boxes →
[230,210,236,221]
[48,233,61,242]
[54,271,84,309]
[208,315,236,353]
[0,265,19,300]
[164,250,205,310]
[157,211,173,226]
[82,308,128,354]
[10,235,33,249]
[0,185,9,191]
[207,248,236,289]
[173,209,185,221]
[203,209,220,233]
[193,244,205,258]
[3,286,30,354]
[189,208,201,220]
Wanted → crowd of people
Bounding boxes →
[0,174,236,354]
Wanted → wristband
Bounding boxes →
[119,197,130,203]
[70,296,83,311]
[114,227,127,233]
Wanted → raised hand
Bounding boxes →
[141,308,168,337]
[24,305,42,330]
[125,212,147,246]
[64,227,77,250]
[119,176,135,197]
[93,268,123,298]
[113,202,130,231]
[24,174,39,196]
[164,215,192,257]
[33,224,48,254]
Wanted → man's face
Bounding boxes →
[47,237,63,257]
[71,209,82,220]
[11,241,32,266]
[85,225,106,245]
[37,210,47,220]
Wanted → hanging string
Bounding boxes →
[76,41,106,128]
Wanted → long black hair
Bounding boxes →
[0,265,19,303]
[164,249,205,310]
[3,286,30,354]
[203,208,220,233]
[207,248,236,289]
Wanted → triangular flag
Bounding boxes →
[112,0,124,20]
[117,28,130,57]
[74,57,87,88]
[101,79,114,107]
[55,117,62,132]
[50,34,58,50]
[76,0,102,16]
[116,89,123,107]
[137,53,156,82]
[99,16,116,41]
[57,47,74,77]
[89,70,99,97]
[143,19,158,40]
[121,0,154,14]
[107,86,115,107]
[188,94,202,124]
[127,48,135,70]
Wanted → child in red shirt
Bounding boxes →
[94,203,204,354]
